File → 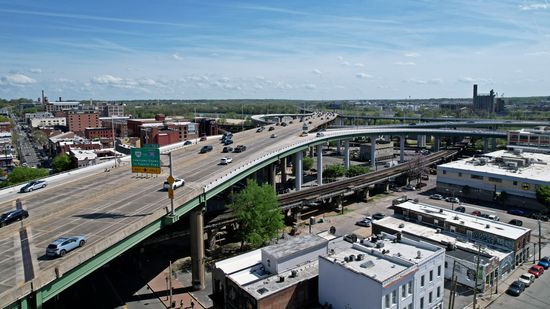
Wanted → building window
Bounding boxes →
[438,265,441,276]
[402,285,406,298]
[420,297,424,309]
[429,292,433,303]
[471,174,483,180]
[458,172,462,177]
[488,177,502,183]
[430,270,433,282]
[267,259,270,267]
[522,183,530,190]
[385,294,390,308]
[445,261,448,268]
[437,286,441,298]
[442,170,447,174]
[408,281,412,294]
[421,275,425,287]
[392,290,397,304]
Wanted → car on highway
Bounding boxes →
[299,132,308,137]
[281,122,287,127]
[200,145,213,153]
[430,194,443,200]
[268,126,275,131]
[163,178,185,190]
[445,197,460,204]
[506,280,525,296]
[316,132,324,137]
[183,141,193,145]
[0,209,29,227]
[531,213,549,221]
[538,256,550,269]
[199,136,207,141]
[471,210,481,216]
[223,139,234,145]
[455,206,466,213]
[220,157,233,165]
[528,265,544,278]
[234,145,247,153]
[222,146,233,153]
[270,134,277,138]
[507,209,525,216]
[46,236,87,257]
[518,273,535,287]
[19,180,47,193]
[508,219,523,226]
[372,213,385,220]
[343,233,358,243]
[355,217,372,227]
[256,127,265,133]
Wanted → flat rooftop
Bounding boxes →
[214,249,261,276]
[262,234,327,260]
[438,150,550,183]
[395,201,530,240]
[364,236,440,264]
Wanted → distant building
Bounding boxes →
[128,114,198,146]
[0,122,11,133]
[319,233,445,309]
[508,127,550,150]
[85,127,114,140]
[0,132,14,171]
[437,149,550,209]
[65,111,101,135]
[472,84,504,114]
[68,148,97,168]
[29,117,66,128]
[196,117,219,136]
[45,101,81,113]
[99,117,129,138]
[212,234,328,309]
[360,140,394,162]
[25,112,54,121]
[94,101,125,117]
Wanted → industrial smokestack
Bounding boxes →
[59,96,62,102]
[473,84,478,99]
[41,90,45,104]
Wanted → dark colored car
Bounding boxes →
[222,146,233,153]
[268,126,275,131]
[0,209,29,227]
[528,265,544,278]
[538,257,550,269]
[455,206,466,213]
[471,210,481,216]
[506,280,525,296]
[199,136,207,141]
[183,141,192,145]
[223,139,233,145]
[234,145,247,153]
[372,213,385,220]
[199,145,213,153]
[508,209,525,216]
[509,219,523,226]
[531,213,549,221]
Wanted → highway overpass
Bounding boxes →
[0,115,508,308]
[336,114,550,127]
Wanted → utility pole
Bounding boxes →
[473,245,481,309]
[448,260,456,309]
[168,260,173,307]
[534,243,537,263]
[539,220,542,262]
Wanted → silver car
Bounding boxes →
[19,180,47,193]
[46,236,86,257]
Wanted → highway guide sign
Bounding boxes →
[131,144,161,174]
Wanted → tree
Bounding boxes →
[229,179,284,249]
[303,157,314,170]
[1,167,48,187]
[536,186,550,209]
[52,154,73,173]
[323,164,346,179]
[32,130,49,147]
[406,155,429,185]
[346,165,369,177]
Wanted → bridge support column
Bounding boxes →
[316,145,323,186]
[370,138,376,168]
[268,163,276,191]
[344,140,350,169]
[483,138,489,153]
[281,157,287,184]
[309,146,314,158]
[336,140,342,155]
[190,207,205,290]
[361,188,370,202]
[432,136,440,152]
[400,136,405,163]
[294,151,303,191]
[492,138,497,151]
[417,135,426,148]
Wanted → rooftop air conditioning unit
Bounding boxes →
[485,224,490,229]
[376,241,385,248]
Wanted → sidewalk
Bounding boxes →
[146,267,205,309]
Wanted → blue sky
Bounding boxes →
[1,0,549,100]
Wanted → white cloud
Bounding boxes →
[304,83,316,89]
[91,74,164,90]
[519,3,550,10]
[172,53,183,61]
[394,61,416,66]
[29,68,42,74]
[341,61,351,66]
[404,78,443,85]
[404,52,420,58]
[354,63,364,67]
[525,51,550,56]
[312,69,322,75]
[355,72,373,79]
[0,73,36,86]
[458,77,492,84]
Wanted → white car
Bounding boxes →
[163,178,185,190]
[220,157,233,165]
[518,273,535,287]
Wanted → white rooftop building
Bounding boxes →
[319,233,445,309]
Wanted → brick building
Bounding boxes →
[65,111,100,135]
[0,122,11,133]
[85,127,114,140]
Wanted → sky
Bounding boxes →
[0,0,550,100]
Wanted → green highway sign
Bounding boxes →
[131,146,161,174]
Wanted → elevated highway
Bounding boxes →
[0,114,510,308]
[336,114,550,127]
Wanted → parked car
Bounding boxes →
[509,219,523,226]
[183,140,192,145]
[506,280,525,296]
[222,146,233,153]
[355,217,372,227]
[199,136,207,141]
[471,210,481,216]
[220,157,233,165]
[270,134,278,138]
[269,126,275,131]
[403,185,416,191]
[528,265,545,278]
[531,213,549,221]
[281,122,288,127]
[19,180,47,193]
[430,194,443,200]
[46,236,87,257]
[507,209,525,216]
[223,139,234,145]
[372,213,385,220]
[200,145,213,153]
[299,132,308,137]
[343,233,358,243]
[0,209,29,227]
[445,197,460,204]
[518,273,535,287]
[538,256,550,269]
[162,178,185,190]
[455,206,466,213]
[256,127,265,133]
[234,145,247,153]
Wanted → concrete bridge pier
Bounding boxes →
[268,163,276,191]
[336,140,342,155]
[492,138,497,151]
[344,140,350,169]
[370,138,376,168]
[190,207,205,290]
[400,136,405,163]
[294,151,303,191]
[360,188,370,202]
[417,135,426,148]
[309,146,314,158]
[316,145,323,185]
[281,157,287,184]
[432,136,440,152]
[483,138,489,153]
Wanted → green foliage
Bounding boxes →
[345,165,369,177]
[303,157,314,170]
[0,115,9,122]
[0,167,48,187]
[31,130,49,147]
[323,164,346,179]
[536,186,550,209]
[52,154,73,173]
[229,179,284,248]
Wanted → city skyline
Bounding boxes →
[1,0,550,100]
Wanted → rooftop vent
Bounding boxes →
[439,208,444,213]
[485,224,491,229]
[398,223,405,228]
[356,254,365,261]
[376,241,385,248]
[436,228,442,234]
[360,260,375,269]
[349,255,356,261]
[290,270,298,278]
[278,276,285,283]
[257,287,269,295]
[416,250,422,259]
[454,216,460,220]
